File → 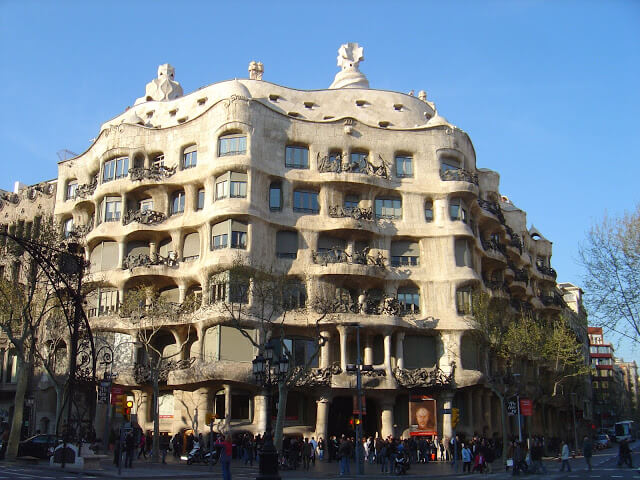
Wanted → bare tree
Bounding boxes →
[120,285,193,462]
[216,260,328,451]
[579,204,640,343]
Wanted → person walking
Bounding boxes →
[216,434,233,480]
[582,435,593,471]
[124,431,135,469]
[618,439,633,468]
[461,443,472,472]
[512,441,524,476]
[302,438,313,471]
[338,437,352,475]
[560,439,571,472]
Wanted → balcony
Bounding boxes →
[440,168,479,185]
[122,252,179,271]
[311,248,386,268]
[123,209,167,226]
[477,198,506,224]
[328,205,374,222]
[536,264,558,279]
[481,237,507,257]
[317,153,390,179]
[129,165,177,182]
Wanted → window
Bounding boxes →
[390,240,420,267]
[103,157,129,182]
[285,146,309,169]
[212,220,248,250]
[456,287,473,314]
[210,282,227,303]
[139,198,153,212]
[183,232,200,262]
[344,194,359,210]
[66,180,78,200]
[197,189,205,210]
[449,198,468,223]
[425,200,434,222]
[215,172,247,200]
[441,156,461,172]
[276,231,298,259]
[103,196,122,222]
[395,155,413,178]
[171,191,185,215]
[218,134,246,156]
[283,282,307,310]
[293,190,319,214]
[455,238,473,267]
[269,182,282,211]
[397,286,420,314]
[63,218,74,238]
[182,146,197,169]
[349,152,367,172]
[152,154,165,167]
[375,197,402,219]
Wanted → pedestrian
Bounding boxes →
[310,436,318,465]
[172,432,182,459]
[461,443,472,472]
[125,431,135,468]
[560,439,571,472]
[618,438,633,468]
[318,436,325,460]
[216,434,233,480]
[243,434,254,466]
[512,441,524,476]
[582,435,593,471]
[529,438,546,474]
[338,437,352,475]
[138,432,146,459]
[302,437,312,471]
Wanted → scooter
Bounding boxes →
[394,452,411,475]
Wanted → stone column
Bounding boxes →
[483,391,493,434]
[395,331,405,370]
[320,330,331,368]
[363,334,373,366]
[473,389,483,434]
[315,396,331,440]
[466,389,474,433]
[439,330,463,377]
[337,326,348,372]
[254,390,268,434]
[178,284,187,303]
[120,192,128,223]
[383,330,394,377]
[440,391,455,442]
[118,241,126,269]
[224,384,232,427]
[381,400,395,439]
[149,241,158,261]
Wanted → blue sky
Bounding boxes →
[1,1,639,360]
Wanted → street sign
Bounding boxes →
[507,400,517,416]
[442,408,452,414]
[98,381,110,404]
[111,386,123,406]
[520,398,533,416]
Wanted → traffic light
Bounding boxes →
[349,417,354,427]
[451,408,460,428]
[121,397,133,420]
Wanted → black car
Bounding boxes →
[17,434,59,459]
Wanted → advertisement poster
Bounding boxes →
[409,395,437,436]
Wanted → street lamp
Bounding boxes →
[512,373,522,442]
[252,340,288,480]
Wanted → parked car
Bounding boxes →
[17,434,59,459]
[594,433,611,450]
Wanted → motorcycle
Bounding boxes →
[183,445,220,465]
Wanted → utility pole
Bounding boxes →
[355,324,364,475]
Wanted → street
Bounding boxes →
[2,442,640,480]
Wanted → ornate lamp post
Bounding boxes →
[252,341,289,480]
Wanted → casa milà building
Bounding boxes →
[45,43,584,443]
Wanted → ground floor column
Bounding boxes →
[483,390,492,435]
[465,389,474,434]
[315,396,331,441]
[337,326,348,372]
[440,391,455,442]
[223,384,232,429]
[254,390,268,434]
[472,389,483,434]
[320,330,331,368]
[381,399,395,439]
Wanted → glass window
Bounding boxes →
[269,182,282,211]
[397,287,420,314]
[66,180,78,200]
[103,157,129,183]
[293,190,319,214]
[212,233,228,249]
[450,198,468,223]
[231,230,247,249]
[375,197,402,219]
[395,155,413,178]
[218,134,246,156]
[104,197,122,222]
[349,152,367,172]
[230,180,247,198]
[344,195,359,210]
[197,189,205,210]
[390,240,420,267]
[182,146,197,169]
[171,191,185,215]
[63,218,74,238]
[425,200,434,222]
[441,156,461,172]
[139,199,153,212]
[215,179,228,200]
[276,231,298,259]
[285,146,309,169]
[455,238,473,267]
[456,287,473,314]
[152,154,165,167]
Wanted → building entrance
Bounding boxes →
[327,396,381,438]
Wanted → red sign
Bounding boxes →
[111,386,123,405]
[353,395,367,415]
[520,399,533,417]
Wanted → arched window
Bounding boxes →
[269,182,282,211]
[375,196,402,219]
[285,145,309,169]
[390,240,420,267]
[65,180,78,200]
[395,155,413,178]
[454,238,473,268]
[449,198,468,223]
[218,133,247,156]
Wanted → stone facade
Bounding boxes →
[0,44,590,443]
